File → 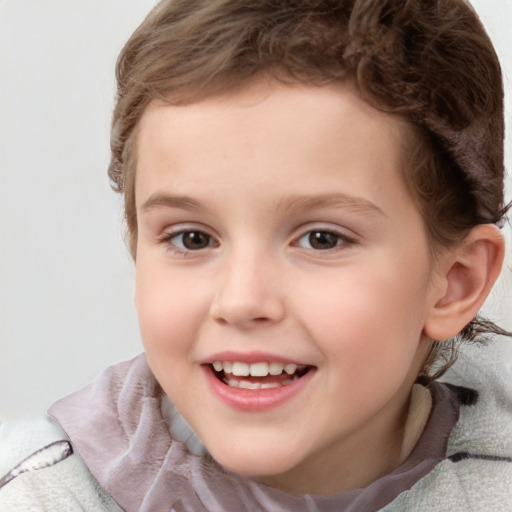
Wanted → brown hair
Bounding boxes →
[108,0,510,377]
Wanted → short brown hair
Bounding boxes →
[108,0,510,376]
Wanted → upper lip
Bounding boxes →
[201,350,310,366]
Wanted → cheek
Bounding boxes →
[134,261,207,356]
[134,261,211,408]
[299,259,430,373]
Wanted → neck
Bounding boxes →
[256,384,431,496]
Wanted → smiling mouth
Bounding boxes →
[209,361,313,390]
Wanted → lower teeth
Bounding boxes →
[223,375,298,389]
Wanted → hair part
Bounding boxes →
[108,0,511,377]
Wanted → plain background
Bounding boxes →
[1,0,511,421]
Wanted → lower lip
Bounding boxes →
[203,366,315,412]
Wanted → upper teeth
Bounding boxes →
[212,361,302,377]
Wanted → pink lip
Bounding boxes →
[202,350,307,365]
[202,365,315,413]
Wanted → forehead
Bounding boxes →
[139,80,404,146]
[135,81,410,202]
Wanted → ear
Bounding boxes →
[424,224,505,341]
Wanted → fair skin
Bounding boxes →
[132,80,503,495]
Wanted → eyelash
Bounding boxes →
[158,227,356,256]
[159,229,218,256]
[293,229,355,252]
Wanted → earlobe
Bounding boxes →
[424,225,505,341]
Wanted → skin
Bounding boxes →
[133,80,447,495]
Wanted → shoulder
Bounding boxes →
[0,415,122,511]
[442,342,512,464]
[384,343,512,512]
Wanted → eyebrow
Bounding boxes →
[140,192,385,217]
[274,193,386,217]
[141,194,203,212]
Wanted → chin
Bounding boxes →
[206,439,302,479]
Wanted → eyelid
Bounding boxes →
[291,224,357,251]
[158,224,219,254]
[159,222,217,239]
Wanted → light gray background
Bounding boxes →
[1,0,511,421]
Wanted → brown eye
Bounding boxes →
[295,230,346,251]
[308,231,341,250]
[169,231,214,251]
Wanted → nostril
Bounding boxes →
[253,317,270,323]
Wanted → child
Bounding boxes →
[1,0,511,510]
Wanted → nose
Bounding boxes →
[209,249,286,329]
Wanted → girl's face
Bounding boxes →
[133,81,441,495]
